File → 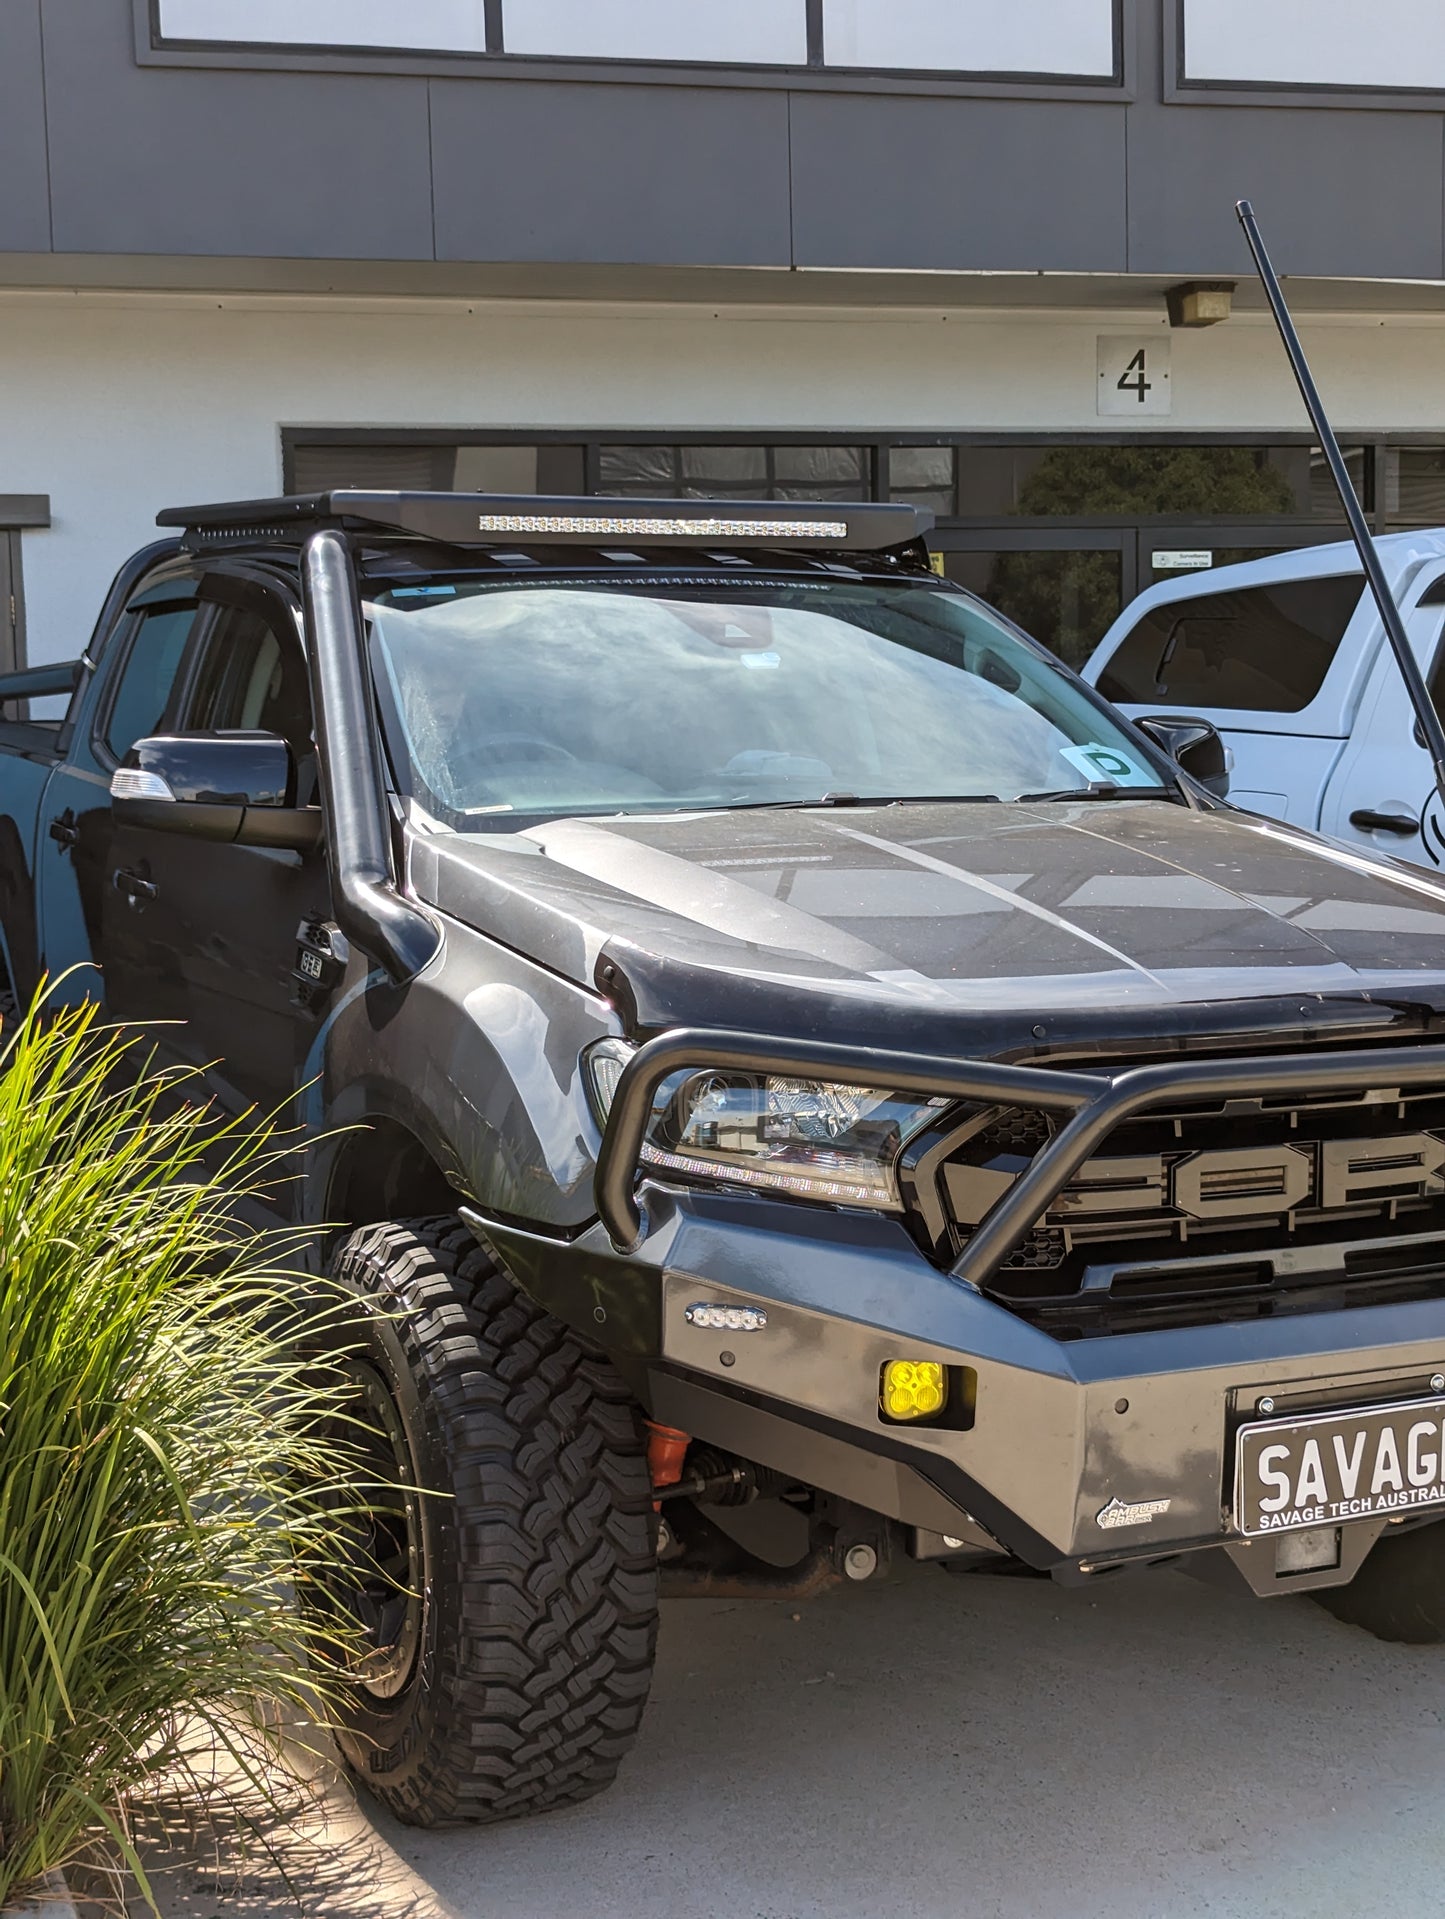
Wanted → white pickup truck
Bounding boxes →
[1083,530,1445,871]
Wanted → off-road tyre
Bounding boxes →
[325,1215,658,1825]
[1312,1517,1445,1644]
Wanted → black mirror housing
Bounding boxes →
[111,732,322,851]
[1133,714,1231,800]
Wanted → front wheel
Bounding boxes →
[324,1216,659,1825]
[1313,1518,1445,1644]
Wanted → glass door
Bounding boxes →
[1134,523,1345,595]
[929,528,1133,670]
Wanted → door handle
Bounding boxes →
[112,867,158,903]
[48,814,79,848]
[1349,808,1420,837]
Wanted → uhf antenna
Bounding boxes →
[1235,199,1445,815]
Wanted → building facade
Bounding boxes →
[3,0,1445,671]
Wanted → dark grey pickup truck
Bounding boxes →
[4,490,1445,1828]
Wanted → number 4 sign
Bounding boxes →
[1097,335,1172,417]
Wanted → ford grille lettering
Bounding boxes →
[944,1129,1445,1229]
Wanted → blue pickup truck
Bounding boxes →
[8,491,1445,1829]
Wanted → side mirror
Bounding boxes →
[110,732,322,852]
[1133,714,1231,800]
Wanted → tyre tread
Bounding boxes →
[329,1214,658,1825]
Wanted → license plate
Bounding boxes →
[1234,1394,1445,1537]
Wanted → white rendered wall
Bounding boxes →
[2,289,1444,663]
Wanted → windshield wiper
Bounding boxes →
[1016,782,1175,804]
[712,791,1004,812]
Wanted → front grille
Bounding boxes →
[933,1076,1445,1338]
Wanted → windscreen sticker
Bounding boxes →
[739,651,781,669]
[1058,743,1156,787]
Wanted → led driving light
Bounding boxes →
[585,1041,948,1210]
[685,1303,768,1332]
[881,1360,948,1423]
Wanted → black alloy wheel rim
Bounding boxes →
[332,1360,426,1701]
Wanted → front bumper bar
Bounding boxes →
[479,1186,1445,1585]
[595,1026,1445,1283]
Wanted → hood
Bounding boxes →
[407,799,1445,1057]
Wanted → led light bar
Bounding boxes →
[474,512,850,540]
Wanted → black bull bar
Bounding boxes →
[595,1030,1445,1280]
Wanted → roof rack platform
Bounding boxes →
[157,490,934,553]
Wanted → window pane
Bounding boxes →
[158,0,488,52]
[1096,575,1364,713]
[599,446,678,491]
[453,446,539,494]
[1310,446,1368,518]
[1391,450,1445,529]
[188,608,311,748]
[104,605,196,762]
[890,446,955,489]
[291,443,455,491]
[1183,0,1445,90]
[956,444,1359,520]
[1020,447,1271,516]
[943,549,1122,670]
[503,0,808,63]
[772,445,868,486]
[680,446,768,486]
[600,443,870,503]
[891,447,957,518]
[822,0,1115,76]
[894,489,956,519]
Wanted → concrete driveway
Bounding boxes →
[149,1559,1445,1919]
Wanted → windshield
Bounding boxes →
[367,576,1170,830]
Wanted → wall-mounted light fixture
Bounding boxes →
[1165,281,1235,328]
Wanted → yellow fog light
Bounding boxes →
[881,1359,948,1423]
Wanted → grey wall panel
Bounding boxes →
[430,80,792,266]
[0,3,52,252]
[41,0,434,259]
[1127,106,1445,281]
[790,94,1127,272]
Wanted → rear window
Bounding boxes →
[1096,573,1363,713]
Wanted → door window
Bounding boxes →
[99,599,198,763]
[185,604,311,747]
[182,601,317,807]
[1096,574,1363,712]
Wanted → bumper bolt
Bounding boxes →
[843,1543,879,1582]
[1257,1395,1276,1415]
[1432,1374,1445,1394]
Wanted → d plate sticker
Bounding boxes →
[1058,743,1156,787]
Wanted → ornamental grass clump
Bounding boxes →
[0,990,370,1909]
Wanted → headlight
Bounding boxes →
[586,1040,948,1210]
